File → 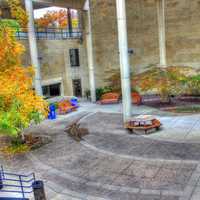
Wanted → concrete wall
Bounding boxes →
[20,0,200,95]
[89,0,159,88]
[20,39,89,97]
[166,0,200,68]
[88,0,200,88]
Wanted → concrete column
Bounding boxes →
[116,0,132,122]
[67,8,72,37]
[157,0,167,67]
[85,0,96,102]
[25,0,42,95]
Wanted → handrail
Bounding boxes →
[0,166,35,199]
[14,27,83,40]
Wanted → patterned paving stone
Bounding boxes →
[1,109,200,199]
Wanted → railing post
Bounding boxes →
[67,8,72,37]
[0,166,3,190]
[61,28,63,40]
[19,175,25,198]
[32,180,46,200]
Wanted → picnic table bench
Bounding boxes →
[58,100,77,114]
[125,115,161,134]
[100,92,120,104]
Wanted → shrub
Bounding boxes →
[85,86,113,100]
[186,75,200,96]
[104,69,138,93]
[133,66,195,102]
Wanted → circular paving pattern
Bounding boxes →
[2,110,200,200]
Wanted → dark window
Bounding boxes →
[42,83,61,98]
[69,49,80,67]
[72,79,82,97]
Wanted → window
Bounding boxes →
[42,83,61,98]
[69,49,80,67]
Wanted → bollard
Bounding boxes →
[32,180,46,200]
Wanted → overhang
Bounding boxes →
[0,0,85,10]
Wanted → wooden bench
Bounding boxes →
[131,92,142,105]
[58,100,77,114]
[100,92,120,104]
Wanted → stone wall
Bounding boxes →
[89,0,200,88]
[166,0,200,68]
[89,0,159,88]
[20,0,200,95]
[20,39,89,97]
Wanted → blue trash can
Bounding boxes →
[32,180,46,200]
[48,104,56,120]
[70,98,78,108]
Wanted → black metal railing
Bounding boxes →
[15,27,82,40]
[0,166,35,199]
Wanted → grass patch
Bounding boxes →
[171,106,200,113]
[0,143,30,157]
[0,134,51,157]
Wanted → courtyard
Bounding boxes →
[1,103,200,200]
[2,0,200,200]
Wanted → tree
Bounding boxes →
[35,10,68,28]
[104,66,198,102]
[0,0,48,139]
[133,66,195,102]
[7,0,28,28]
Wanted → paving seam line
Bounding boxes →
[80,141,199,164]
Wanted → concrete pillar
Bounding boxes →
[85,0,96,102]
[25,0,43,95]
[116,0,132,122]
[157,0,167,67]
[67,8,72,37]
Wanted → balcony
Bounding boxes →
[16,27,82,40]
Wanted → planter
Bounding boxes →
[131,92,142,105]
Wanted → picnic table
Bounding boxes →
[125,115,161,134]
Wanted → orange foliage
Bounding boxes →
[0,66,48,123]
[133,66,194,101]
[0,0,48,137]
[7,0,28,28]
[35,10,68,28]
[0,27,25,71]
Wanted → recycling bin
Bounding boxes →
[48,104,56,120]
[70,98,78,108]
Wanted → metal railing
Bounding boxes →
[0,166,35,199]
[15,27,82,40]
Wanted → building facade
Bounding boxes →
[3,0,200,98]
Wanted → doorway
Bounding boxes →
[72,79,82,97]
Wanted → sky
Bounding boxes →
[34,7,68,19]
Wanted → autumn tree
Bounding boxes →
[35,9,68,28]
[133,66,196,102]
[0,0,48,139]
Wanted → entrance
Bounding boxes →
[72,79,82,97]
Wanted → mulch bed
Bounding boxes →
[0,134,52,157]
[142,95,200,112]
[24,134,51,150]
